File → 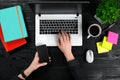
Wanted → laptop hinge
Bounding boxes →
[77,13,79,16]
[35,4,41,16]
[76,4,82,16]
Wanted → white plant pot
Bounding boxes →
[94,15,102,24]
[94,15,115,30]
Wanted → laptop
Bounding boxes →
[34,1,88,46]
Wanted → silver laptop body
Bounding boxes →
[35,3,83,46]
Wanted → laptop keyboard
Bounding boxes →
[39,19,78,34]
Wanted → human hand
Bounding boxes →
[24,52,47,77]
[58,31,72,54]
[57,31,75,61]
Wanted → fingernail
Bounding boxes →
[43,62,47,65]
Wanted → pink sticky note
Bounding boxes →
[107,31,119,45]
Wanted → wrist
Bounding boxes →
[18,74,25,80]
[64,52,75,62]
[24,67,33,77]
[63,51,72,55]
[18,70,28,80]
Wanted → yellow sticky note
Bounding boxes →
[96,42,109,54]
[102,36,113,50]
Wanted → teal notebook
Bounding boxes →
[0,5,28,42]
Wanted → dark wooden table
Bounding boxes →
[0,0,120,80]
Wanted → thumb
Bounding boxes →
[33,52,39,60]
[38,62,47,67]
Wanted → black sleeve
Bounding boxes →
[10,76,23,80]
[67,60,81,80]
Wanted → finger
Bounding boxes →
[58,32,61,37]
[64,32,69,41]
[57,38,61,47]
[49,57,52,62]
[34,52,39,59]
[38,62,47,67]
[49,59,52,62]
[35,52,40,62]
[68,33,71,42]
[57,33,61,46]
[59,33,64,44]
[49,57,51,59]
[61,31,66,41]
[57,33,60,45]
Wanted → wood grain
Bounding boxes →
[0,0,120,80]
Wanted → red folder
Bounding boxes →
[0,26,27,52]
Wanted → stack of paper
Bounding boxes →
[102,36,113,50]
[96,42,109,54]
[96,31,119,54]
[107,31,119,45]
[0,5,28,52]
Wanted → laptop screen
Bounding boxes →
[29,0,90,14]
[36,3,80,14]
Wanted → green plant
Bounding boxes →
[96,0,120,24]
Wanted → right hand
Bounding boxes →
[58,31,72,54]
[57,31,75,61]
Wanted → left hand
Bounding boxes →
[24,52,47,77]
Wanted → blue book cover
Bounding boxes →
[0,5,28,42]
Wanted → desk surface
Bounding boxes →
[0,0,120,80]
